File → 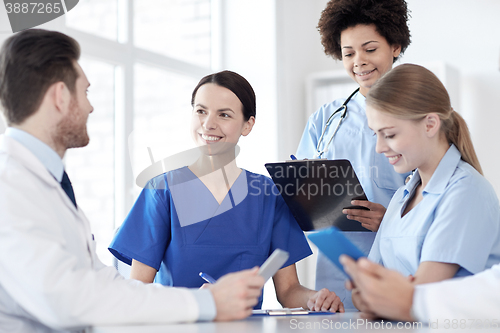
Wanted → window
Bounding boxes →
[134,0,211,67]
[66,0,118,41]
[65,58,116,264]
[132,64,197,185]
[64,0,213,265]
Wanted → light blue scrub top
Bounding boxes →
[369,145,500,276]
[296,92,409,309]
[109,167,312,309]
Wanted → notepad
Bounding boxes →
[265,159,369,231]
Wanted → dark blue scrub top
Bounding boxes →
[109,167,312,308]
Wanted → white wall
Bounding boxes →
[403,0,500,194]
[276,0,333,160]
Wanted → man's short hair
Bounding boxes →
[0,29,81,125]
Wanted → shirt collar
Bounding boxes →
[5,127,64,182]
[423,144,461,195]
[352,90,366,109]
[401,169,421,202]
[400,144,461,201]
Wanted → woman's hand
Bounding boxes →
[343,200,386,231]
[307,288,344,312]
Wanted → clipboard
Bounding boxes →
[307,226,365,277]
[252,308,334,316]
[265,159,369,232]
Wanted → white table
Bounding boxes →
[90,311,463,333]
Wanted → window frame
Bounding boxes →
[62,0,221,231]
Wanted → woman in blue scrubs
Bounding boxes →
[109,71,343,311]
[295,0,411,309]
[351,63,500,311]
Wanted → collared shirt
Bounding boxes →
[369,145,500,277]
[5,127,64,181]
[3,127,216,321]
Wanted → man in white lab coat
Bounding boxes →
[0,29,264,332]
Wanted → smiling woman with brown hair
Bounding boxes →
[110,70,344,313]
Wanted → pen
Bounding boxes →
[290,154,297,160]
[199,272,216,284]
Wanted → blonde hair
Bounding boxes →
[366,64,482,175]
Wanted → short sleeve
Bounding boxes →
[109,180,171,270]
[420,176,500,274]
[269,181,312,267]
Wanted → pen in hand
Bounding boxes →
[199,272,216,284]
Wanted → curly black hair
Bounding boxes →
[318,0,411,62]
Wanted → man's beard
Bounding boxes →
[54,98,89,149]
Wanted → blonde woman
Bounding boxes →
[351,63,500,311]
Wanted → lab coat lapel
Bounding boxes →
[1,135,78,213]
[0,135,96,265]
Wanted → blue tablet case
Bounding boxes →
[307,226,365,277]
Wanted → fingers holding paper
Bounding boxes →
[210,267,265,321]
[343,200,386,231]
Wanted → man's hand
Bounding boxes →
[209,267,265,321]
[343,200,386,231]
[307,288,345,312]
[340,256,415,321]
[345,280,373,314]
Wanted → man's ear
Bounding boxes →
[52,82,71,115]
[424,113,441,138]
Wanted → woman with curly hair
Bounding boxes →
[295,0,411,310]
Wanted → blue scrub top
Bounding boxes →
[296,92,409,309]
[109,167,312,308]
[369,145,500,277]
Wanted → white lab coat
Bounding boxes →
[0,135,200,332]
[413,264,500,323]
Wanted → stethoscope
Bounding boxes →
[315,87,360,158]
